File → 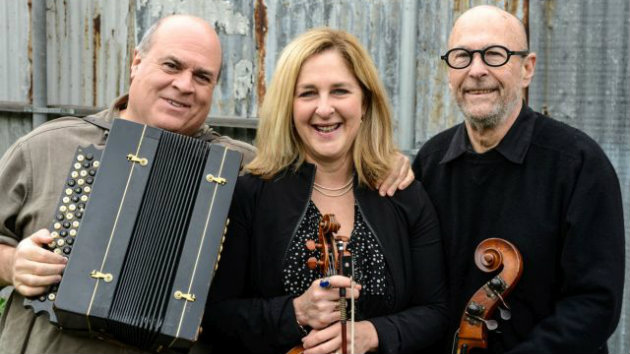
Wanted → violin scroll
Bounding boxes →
[453,238,523,354]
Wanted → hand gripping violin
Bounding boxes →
[287,214,354,354]
[453,238,523,354]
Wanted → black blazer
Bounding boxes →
[204,163,448,354]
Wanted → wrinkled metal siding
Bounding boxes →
[46,0,132,107]
[0,1,628,353]
[529,1,630,352]
[0,0,30,103]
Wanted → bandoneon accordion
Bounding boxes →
[24,118,242,351]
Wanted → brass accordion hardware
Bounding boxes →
[90,270,113,282]
[174,291,196,302]
[126,154,148,166]
[206,174,227,185]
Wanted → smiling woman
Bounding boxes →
[204,28,449,354]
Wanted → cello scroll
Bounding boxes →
[453,238,523,354]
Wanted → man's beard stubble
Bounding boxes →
[457,89,520,132]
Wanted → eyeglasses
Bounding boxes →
[440,45,530,69]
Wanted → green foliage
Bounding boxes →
[0,296,5,317]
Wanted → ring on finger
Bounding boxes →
[319,278,331,289]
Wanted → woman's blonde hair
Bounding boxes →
[246,27,397,188]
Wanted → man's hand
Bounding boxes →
[8,229,67,297]
[377,152,415,196]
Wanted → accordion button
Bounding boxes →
[66,213,74,220]
[38,295,46,302]
[83,186,92,194]
[93,161,100,168]
[72,221,80,228]
[50,232,59,238]
[48,241,56,248]
[75,212,83,219]
[53,223,61,230]
[80,195,88,202]
[72,195,80,203]
[86,177,94,184]
[62,196,70,204]
[60,230,68,237]
[69,229,77,237]
[77,179,85,186]
[74,163,81,170]
[56,214,64,221]
[66,179,76,187]
[53,248,62,255]
[80,170,88,177]
[65,238,73,245]
[68,204,76,211]
[59,205,67,213]
[63,247,71,255]
[71,171,79,178]
[83,162,91,168]
[65,188,73,196]
[48,293,56,301]
[77,154,85,162]
[56,239,65,247]
[89,169,97,176]
[73,187,82,194]
[62,222,71,229]
[85,153,94,160]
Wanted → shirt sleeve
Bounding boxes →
[0,141,30,246]
[507,142,625,354]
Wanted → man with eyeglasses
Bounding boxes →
[413,5,624,354]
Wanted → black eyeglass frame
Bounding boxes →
[440,45,530,69]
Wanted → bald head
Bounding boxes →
[449,5,528,50]
[137,15,221,61]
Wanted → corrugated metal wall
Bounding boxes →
[0,1,628,352]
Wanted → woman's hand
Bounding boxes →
[302,320,379,354]
[293,275,361,330]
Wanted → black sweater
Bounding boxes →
[413,104,625,354]
[204,163,448,354]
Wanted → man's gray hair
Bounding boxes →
[136,18,166,56]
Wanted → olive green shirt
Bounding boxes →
[0,95,255,353]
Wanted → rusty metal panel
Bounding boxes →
[529,1,630,353]
[0,0,30,103]
[46,0,132,107]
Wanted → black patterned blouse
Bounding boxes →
[282,200,394,320]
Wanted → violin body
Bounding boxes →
[453,238,523,354]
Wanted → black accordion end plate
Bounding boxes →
[24,119,242,352]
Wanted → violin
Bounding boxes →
[452,238,523,354]
[287,214,353,354]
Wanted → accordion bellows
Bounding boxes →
[24,119,242,351]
